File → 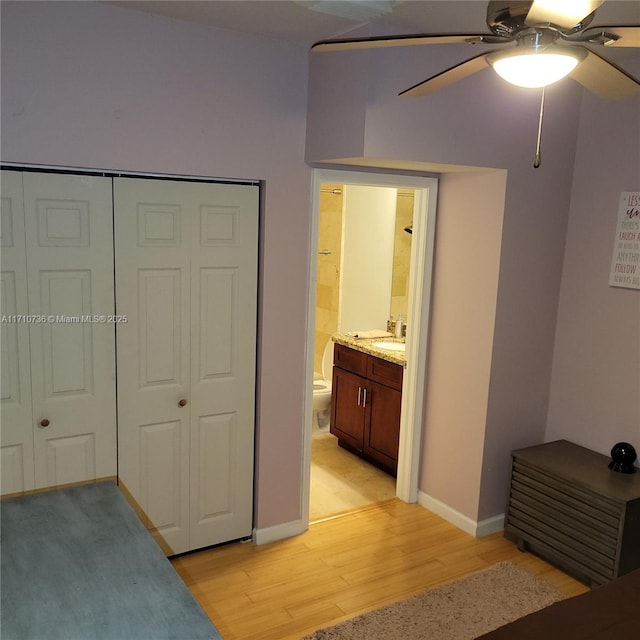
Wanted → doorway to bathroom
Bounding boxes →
[303,169,438,525]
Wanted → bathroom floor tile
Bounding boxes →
[310,432,396,521]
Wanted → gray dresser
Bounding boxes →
[504,439,640,585]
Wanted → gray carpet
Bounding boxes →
[303,561,564,640]
[1,482,221,640]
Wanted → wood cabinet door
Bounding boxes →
[364,380,401,472]
[330,367,365,451]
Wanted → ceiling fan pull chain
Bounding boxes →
[534,86,546,168]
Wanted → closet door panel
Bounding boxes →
[198,267,235,378]
[114,178,191,555]
[44,433,96,486]
[138,268,184,388]
[193,412,235,519]
[116,178,258,555]
[22,172,116,489]
[138,420,184,536]
[189,183,258,550]
[38,270,94,396]
[0,171,34,494]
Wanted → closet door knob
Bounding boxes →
[39,418,50,428]
[178,398,188,407]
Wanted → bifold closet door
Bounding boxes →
[24,173,117,488]
[1,171,34,493]
[114,178,259,555]
[1,171,117,494]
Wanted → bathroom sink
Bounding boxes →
[372,341,405,352]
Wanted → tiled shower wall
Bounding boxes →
[313,185,414,375]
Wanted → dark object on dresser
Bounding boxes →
[504,439,640,585]
[475,568,640,640]
[609,441,637,473]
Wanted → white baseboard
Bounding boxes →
[253,499,505,545]
[476,514,505,537]
[253,518,307,545]
[418,491,504,538]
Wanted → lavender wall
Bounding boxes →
[1,1,311,530]
[5,0,638,536]
[546,64,640,458]
[421,170,506,519]
[307,42,582,522]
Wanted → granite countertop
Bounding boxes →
[332,333,407,367]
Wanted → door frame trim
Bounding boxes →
[303,169,438,526]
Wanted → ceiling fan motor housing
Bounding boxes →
[487,0,533,36]
[487,0,596,37]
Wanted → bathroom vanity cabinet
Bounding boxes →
[330,343,403,475]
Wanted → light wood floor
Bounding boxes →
[172,499,589,640]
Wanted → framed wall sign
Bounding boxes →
[609,192,640,290]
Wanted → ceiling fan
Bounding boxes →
[311,0,640,165]
[312,0,640,98]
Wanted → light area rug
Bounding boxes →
[302,561,564,640]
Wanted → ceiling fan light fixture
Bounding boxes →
[489,48,584,88]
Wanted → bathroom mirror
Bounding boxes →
[314,183,413,373]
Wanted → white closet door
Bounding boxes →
[114,178,191,554]
[0,171,34,494]
[115,178,258,555]
[187,181,259,550]
[23,172,117,488]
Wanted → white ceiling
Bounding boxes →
[107,1,640,46]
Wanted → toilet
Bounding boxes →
[312,340,333,431]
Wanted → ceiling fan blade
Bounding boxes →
[578,25,640,47]
[400,53,491,97]
[569,48,640,99]
[525,0,604,29]
[312,33,503,52]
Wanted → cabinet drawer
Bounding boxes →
[508,480,619,548]
[367,355,403,391]
[513,460,622,521]
[506,497,617,574]
[506,521,614,584]
[334,343,367,376]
